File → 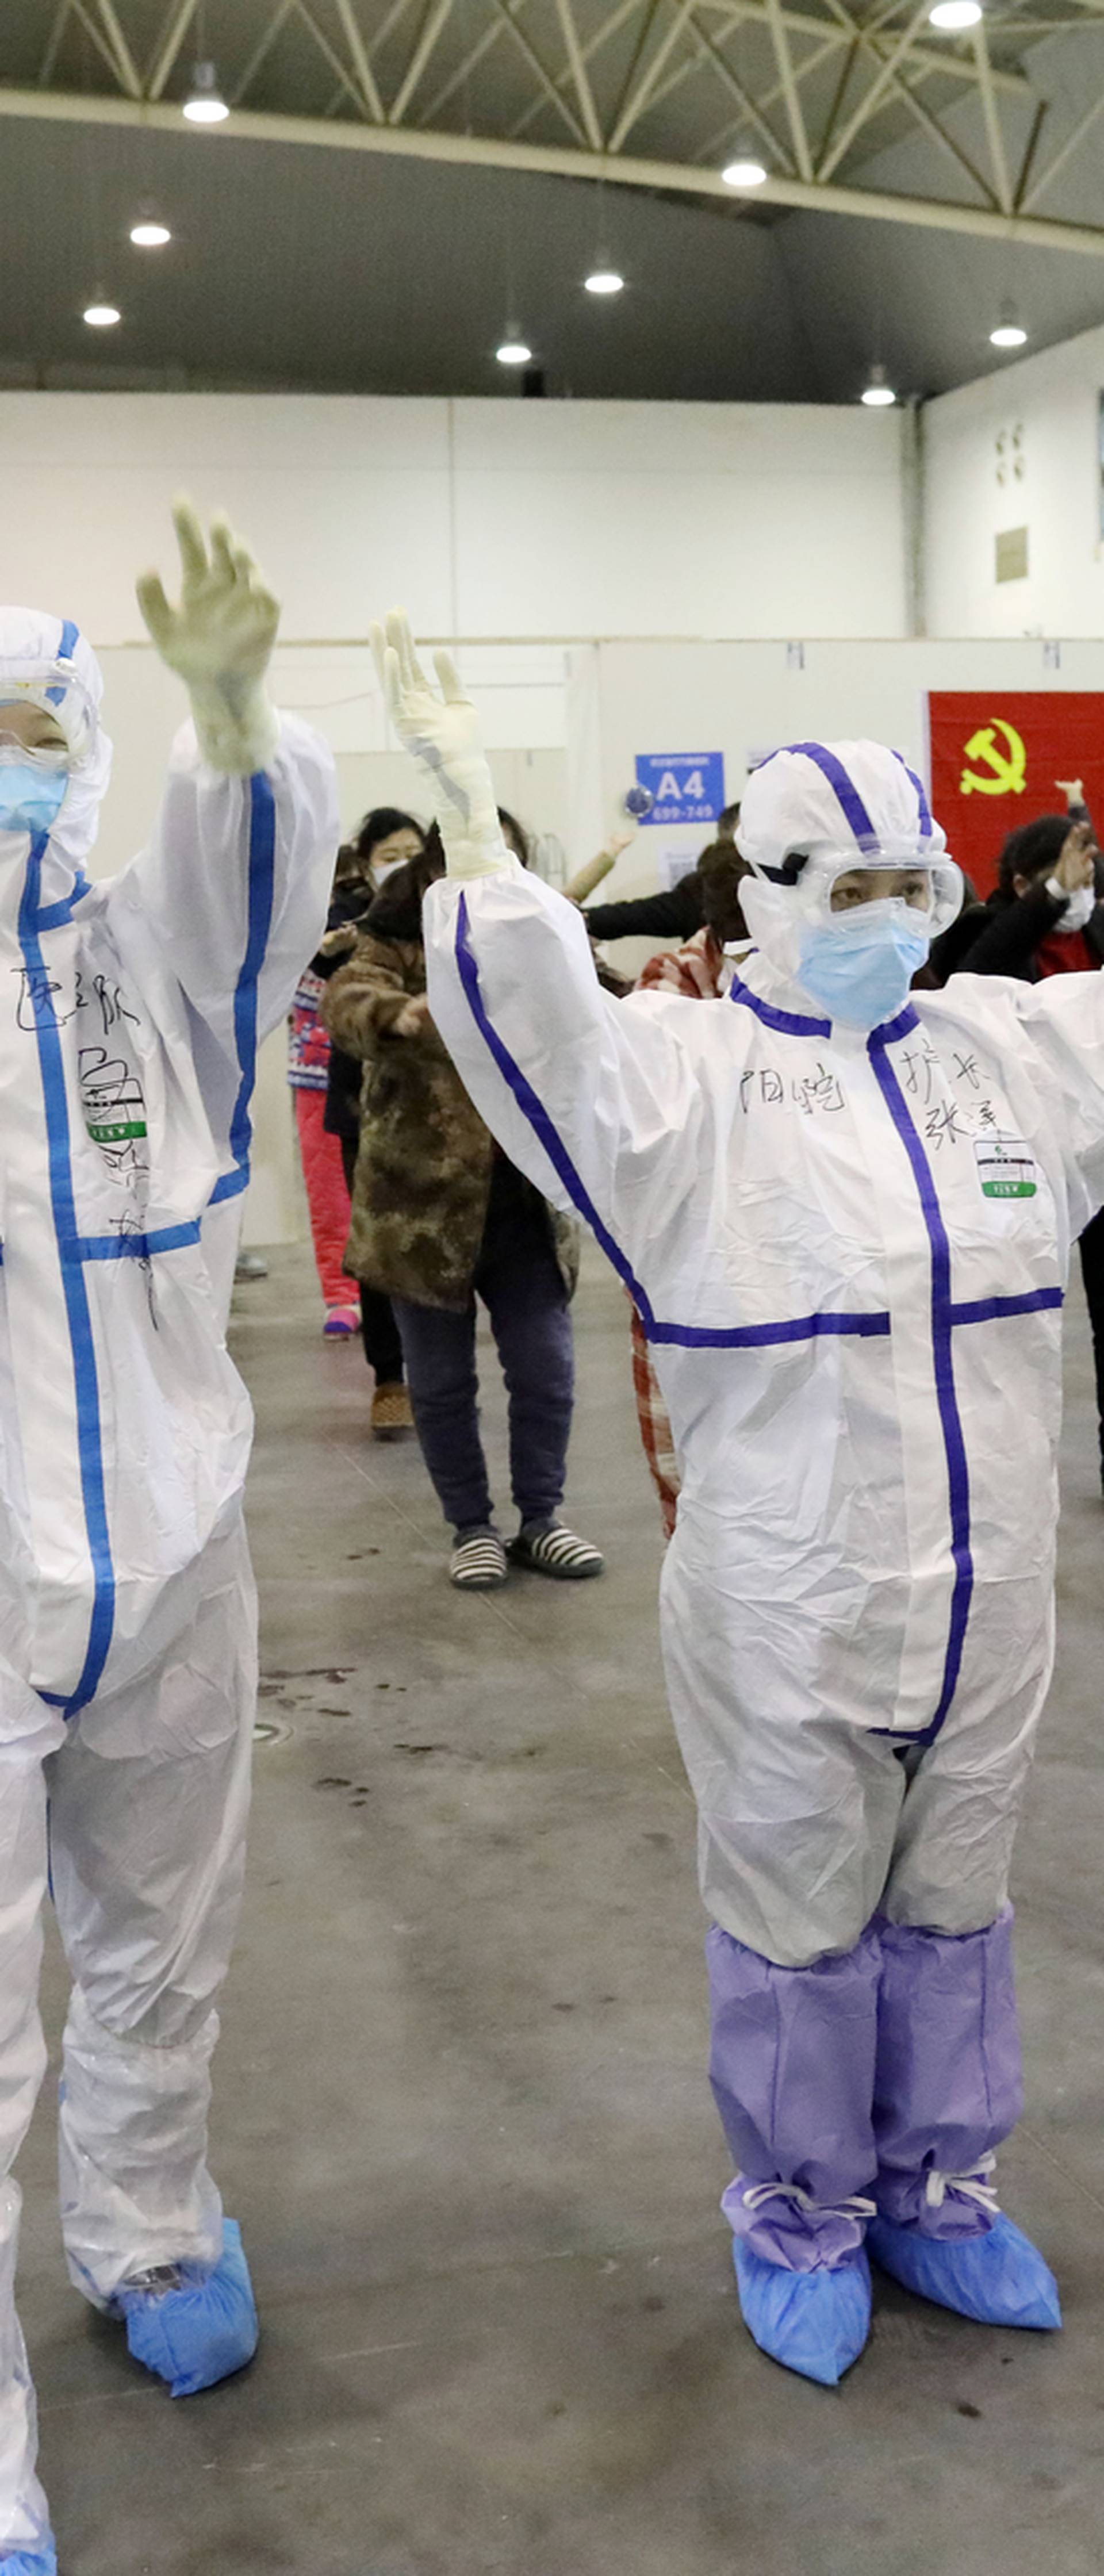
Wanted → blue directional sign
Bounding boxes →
[634,751,726,827]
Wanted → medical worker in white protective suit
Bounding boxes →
[373,610,1101,2389]
[0,505,336,2569]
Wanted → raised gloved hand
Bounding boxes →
[137,499,279,776]
[370,610,513,881]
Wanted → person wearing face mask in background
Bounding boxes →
[309,810,424,1430]
[931,792,1104,1491]
[374,632,1104,2388]
[324,816,604,1591]
[0,506,336,2574]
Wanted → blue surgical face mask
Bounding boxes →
[796,904,930,1030]
[0,765,69,835]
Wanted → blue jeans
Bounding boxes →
[392,1164,574,1534]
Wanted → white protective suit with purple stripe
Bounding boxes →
[0,547,336,2562]
[373,619,1088,2379]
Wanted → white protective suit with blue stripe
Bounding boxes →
[371,653,1096,2371]
[0,603,336,2559]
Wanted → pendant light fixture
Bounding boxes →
[183,61,229,122]
[861,362,896,407]
[129,212,172,248]
[722,150,769,187]
[990,303,1028,348]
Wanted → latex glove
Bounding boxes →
[137,499,280,776]
[370,610,516,881]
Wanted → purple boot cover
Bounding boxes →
[708,1922,881,2272]
[873,1908,1023,2240]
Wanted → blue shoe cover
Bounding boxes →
[3,2552,57,2574]
[115,2217,259,2396]
[867,2210,1062,2331]
[733,2240,872,2386]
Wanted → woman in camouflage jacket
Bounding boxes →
[323,830,603,1590]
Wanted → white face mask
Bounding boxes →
[1055,883,1095,934]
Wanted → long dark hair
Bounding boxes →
[996,814,1070,900]
[363,822,447,940]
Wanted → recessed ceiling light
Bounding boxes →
[83,300,121,328]
[722,155,769,187]
[130,217,172,248]
[496,334,532,366]
[585,268,625,296]
[929,1,983,28]
[183,60,229,122]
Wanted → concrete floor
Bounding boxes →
[21,1244,1104,2575]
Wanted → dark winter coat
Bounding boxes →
[932,882,1104,984]
[584,871,705,945]
[321,873,580,1312]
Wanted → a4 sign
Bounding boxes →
[634,750,726,827]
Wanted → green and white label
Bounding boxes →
[975,1134,1036,1199]
[86,1117,147,1144]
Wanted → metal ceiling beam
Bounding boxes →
[699,2,1029,94]
[818,0,943,179]
[388,0,457,122]
[554,0,605,145]
[608,0,707,150]
[95,0,141,95]
[145,0,198,101]
[971,18,1013,213]
[332,0,386,121]
[814,0,996,200]
[684,15,796,172]
[890,68,999,202]
[294,1,377,116]
[1022,79,1104,208]
[694,39,841,174]
[1013,96,1047,206]
[232,0,298,108]
[39,2,72,86]
[65,0,128,85]
[507,0,1025,152]
[511,0,641,139]
[6,83,1104,254]
[490,0,590,144]
[764,0,814,178]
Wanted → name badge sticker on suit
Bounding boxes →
[974,1133,1037,1200]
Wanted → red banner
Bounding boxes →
[927,691,1104,896]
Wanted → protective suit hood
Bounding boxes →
[737,738,946,880]
[735,738,954,1011]
[0,608,112,885]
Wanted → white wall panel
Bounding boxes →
[925,324,1104,639]
[0,390,906,647]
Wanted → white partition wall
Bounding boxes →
[575,635,1104,900]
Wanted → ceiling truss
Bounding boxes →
[1,0,1102,254]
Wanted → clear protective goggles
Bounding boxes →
[0,657,95,773]
[792,842,963,936]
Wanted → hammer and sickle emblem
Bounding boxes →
[960,719,1028,798]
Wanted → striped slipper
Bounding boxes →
[450,1528,508,1590]
[508,1523,605,1581]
